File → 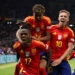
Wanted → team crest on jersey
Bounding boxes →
[25,52,30,57]
[31,48,36,55]
[58,35,62,40]
[36,27,40,32]
[64,33,68,39]
[41,24,45,29]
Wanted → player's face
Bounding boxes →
[33,12,43,22]
[20,29,31,43]
[58,12,69,27]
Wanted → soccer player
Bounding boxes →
[16,4,51,75]
[47,10,74,75]
[13,22,49,75]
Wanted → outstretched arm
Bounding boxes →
[16,29,23,44]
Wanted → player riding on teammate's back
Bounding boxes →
[16,4,51,75]
[13,22,50,75]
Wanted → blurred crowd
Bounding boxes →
[0,20,18,55]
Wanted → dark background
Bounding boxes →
[0,0,75,22]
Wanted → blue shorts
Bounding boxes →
[50,60,71,75]
[40,51,48,61]
[19,73,24,75]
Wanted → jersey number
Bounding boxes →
[25,58,32,65]
[56,41,62,47]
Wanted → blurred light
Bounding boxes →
[7,21,12,24]
[69,24,74,27]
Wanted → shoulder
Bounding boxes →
[66,26,74,36]
[32,40,45,47]
[13,41,21,49]
[51,24,58,27]
[24,16,34,21]
[66,26,74,32]
[42,16,51,23]
[47,24,58,30]
[42,16,51,20]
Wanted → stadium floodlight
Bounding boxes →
[7,21,12,24]
[69,24,74,27]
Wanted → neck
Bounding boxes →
[59,22,66,29]
[21,38,32,48]
[22,42,31,48]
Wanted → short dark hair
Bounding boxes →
[32,4,45,13]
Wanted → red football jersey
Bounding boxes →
[13,40,49,74]
[69,51,75,59]
[47,25,74,61]
[24,16,51,38]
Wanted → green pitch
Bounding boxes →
[0,60,75,75]
[69,59,75,70]
[0,62,17,75]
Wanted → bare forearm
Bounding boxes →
[38,36,50,41]
[60,43,74,61]
[16,29,22,42]
[60,48,72,60]
[37,31,50,41]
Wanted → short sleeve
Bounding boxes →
[39,41,49,52]
[13,42,21,52]
[68,30,74,44]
